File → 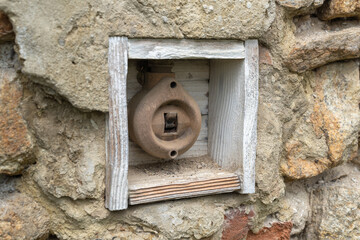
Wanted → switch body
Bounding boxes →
[128,72,202,159]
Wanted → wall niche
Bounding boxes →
[106,38,259,210]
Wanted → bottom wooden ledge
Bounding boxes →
[128,156,241,205]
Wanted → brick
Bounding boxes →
[259,46,273,66]
[222,209,255,240]
[246,222,293,240]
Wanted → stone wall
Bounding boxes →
[0,0,359,239]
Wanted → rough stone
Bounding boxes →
[22,83,106,200]
[353,139,360,165]
[277,182,310,235]
[256,61,309,203]
[221,208,254,240]
[286,27,360,73]
[276,0,323,9]
[318,0,360,20]
[293,14,360,38]
[0,0,359,239]
[0,46,33,175]
[124,200,225,240]
[0,175,50,240]
[247,222,292,240]
[305,163,360,239]
[281,61,360,179]
[256,103,286,203]
[0,43,17,68]
[276,0,324,15]
[51,222,165,240]
[0,0,275,111]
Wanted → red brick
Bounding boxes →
[246,222,293,240]
[259,46,273,66]
[222,209,255,240]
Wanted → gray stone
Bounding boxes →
[278,181,310,236]
[318,0,360,20]
[305,163,360,239]
[281,61,360,179]
[0,0,276,111]
[255,61,308,203]
[286,27,360,73]
[276,0,324,10]
[0,178,50,240]
[22,83,106,200]
[276,0,324,15]
[124,200,224,240]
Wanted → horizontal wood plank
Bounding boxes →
[128,39,245,59]
[128,156,241,205]
[129,174,240,205]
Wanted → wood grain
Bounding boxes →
[128,39,246,59]
[129,172,240,205]
[241,39,259,194]
[208,60,245,173]
[106,36,129,211]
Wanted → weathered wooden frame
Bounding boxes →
[106,37,258,210]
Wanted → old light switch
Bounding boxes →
[128,69,201,160]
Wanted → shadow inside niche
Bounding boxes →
[46,234,59,240]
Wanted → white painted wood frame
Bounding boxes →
[242,40,259,193]
[106,37,129,210]
[128,39,245,59]
[106,38,258,210]
[208,40,258,194]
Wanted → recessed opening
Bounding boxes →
[164,112,178,133]
[170,81,177,88]
[107,38,258,209]
[170,150,177,158]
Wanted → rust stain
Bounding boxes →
[282,67,348,179]
[281,141,332,179]
[0,72,32,173]
[310,69,344,164]
[0,211,23,240]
